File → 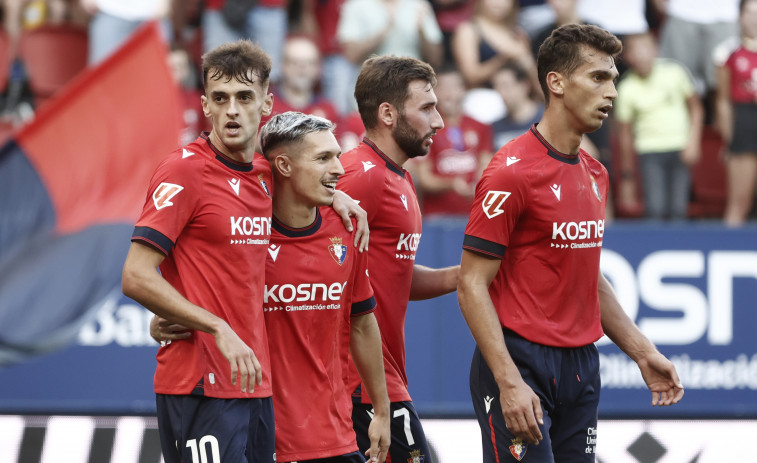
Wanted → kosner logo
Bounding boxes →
[397,233,421,252]
[264,282,347,303]
[552,220,604,241]
[231,216,271,236]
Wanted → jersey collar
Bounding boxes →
[363,137,406,177]
[201,132,255,172]
[272,208,323,237]
[530,125,581,165]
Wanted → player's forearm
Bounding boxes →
[350,313,390,415]
[457,276,521,386]
[598,273,657,363]
[122,254,225,336]
[409,264,459,300]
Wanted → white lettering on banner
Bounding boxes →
[599,250,757,346]
[78,295,155,347]
[600,353,757,390]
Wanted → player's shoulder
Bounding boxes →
[339,142,387,183]
[154,138,211,179]
[581,150,608,177]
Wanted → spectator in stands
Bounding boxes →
[338,0,444,71]
[200,0,287,82]
[261,35,364,152]
[490,60,543,149]
[334,0,444,115]
[430,0,474,67]
[715,0,757,227]
[530,0,584,57]
[264,36,339,125]
[81,0,171,65]
[616,32,703,221]
[300,0,355,115]
[654,0,739,96]
[451,0,537,90]
[409,66,493,217]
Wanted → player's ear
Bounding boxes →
[274,153,292,177]
[262,92,274,117]
[378,102,395,128]
[546,71,564,98]
[201,94,211,118]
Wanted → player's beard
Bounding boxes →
[393,111,431,159]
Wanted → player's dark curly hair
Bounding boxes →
[201,39,272,90]
[354,55,437,130]
[537,24,622,104]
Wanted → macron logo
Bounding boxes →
[400,194,408,211]
[362,161,376,172]
[268,244,280,261]
[550,184,561,201]
[484,396,494,413]
[506,156,520,166]
[228,178,240,196]
[182,149,195,158]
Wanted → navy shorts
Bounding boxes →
[352,400,433,463]
[470,329,600,462]
[156,394,275,463]
[730,103,757,154]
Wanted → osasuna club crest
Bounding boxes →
[407,449,425,463]
[328,236,347,265]
[509,437,527,461]
[258,173,271,197]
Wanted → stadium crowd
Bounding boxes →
[1,0,755,226]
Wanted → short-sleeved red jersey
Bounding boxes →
[337,139,422,403]
[463,126,607,347]
[725,46,757,104]
[132,133,273,398]
[422,115,493,216]
[264,208,375,462]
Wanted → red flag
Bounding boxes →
[16,21,183,234]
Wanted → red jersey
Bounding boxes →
[132,133,273,398]
[337,139,422,403]
[422,115,493,216]
[463,126,607,347]
[725,45,757,104]
[264,208,375,462]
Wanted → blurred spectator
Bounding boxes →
[490,60,542,149]
[301,0,355,115]
[81,0,171,65]
[715,0,757,227]
[263,35,339,127]
[577,0,647,37]
[200,0,287,82]
[530,0,584,57]
[338,0,443,66]
[409,67,493,217]
[335,0,444,114]
[451,0,537,91]
[654,0,739,96]
[615,32,703,220]
[167,46,207,146]
[517,0,554,37]
[430,0,474,67]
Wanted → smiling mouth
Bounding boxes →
[322,180,338,190]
